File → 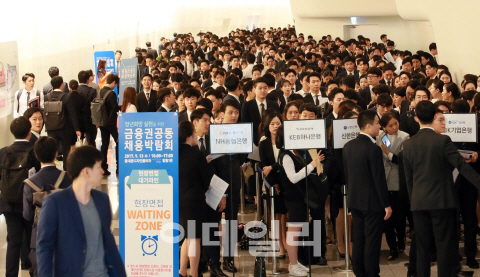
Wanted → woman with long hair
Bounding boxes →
[121,87,138,113]
[97,59,113,88]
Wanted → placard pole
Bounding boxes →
[304,152,312,277]
[270,186,288,275]
[229,154,236,277]
[240,171,245,214]
[255,162,262,221]
[333,184,352,272]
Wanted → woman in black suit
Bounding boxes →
[178,121,212,277]
[259,111,288,258]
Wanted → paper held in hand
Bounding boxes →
[205,174,229,210]
[308,149,323,174]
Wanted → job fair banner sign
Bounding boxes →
[118,58,138,104]
[332,118,360,149]
[283,119,326,150]
[119,112,179,277]
[94,51,118,95]
[443,113,478,143]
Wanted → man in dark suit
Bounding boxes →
[156,88,176,112]
[42,66,69,95]
[337,57,360,82]
[223,74,242,105]
[370,93,400,120]
[23,136,72,276]
[403,101,480,277]
[98,74,120,176]
[45,76,81,170]
[67,80,90,141]
[178,87,201,123]
[36,146,126,277]
[137,65,149,92]
[213,99,247,273]
[241,77,279,146]
[400,87,430,137]
[23,107,44,145]
[136,74,157,112]
[78,70,97,146]
[146,42,158,60]
[343,110,392,277]
[358,67,382,106]
[0,117,40,277]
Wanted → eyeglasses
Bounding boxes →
[367,75,379,79]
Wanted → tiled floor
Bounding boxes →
[1,141,480,276]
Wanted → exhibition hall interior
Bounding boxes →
[1,0,480,276]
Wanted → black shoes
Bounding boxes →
[210,267,228,277]
[222,260,237,273]
[317,256,328,266]
[387,250,399,261]
[467,259,479,269]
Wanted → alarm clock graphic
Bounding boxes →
[141,235,158,256]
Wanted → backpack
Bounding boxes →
[17,89,41,112]
[0,145,35,204]
[44,92,66,131]
[24,171,65,226]
[91,89,113,127]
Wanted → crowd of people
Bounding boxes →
[2,24,480,277]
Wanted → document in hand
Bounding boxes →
[206,174,229,210]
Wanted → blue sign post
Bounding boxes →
[118,58,138,104]
[119,112,179,277]
[94,51,118,96]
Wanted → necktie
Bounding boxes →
[388,81,391,86]
[199,137,206,154]
[260,103,265,117]
[291,87,295,94]
[27,91,30,107]
[314,94,319,106]
[146,92,150,102]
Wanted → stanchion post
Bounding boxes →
[269,186,288,275]
[255,162,262,221]
[240,169,245,214]
[333,184,352,273]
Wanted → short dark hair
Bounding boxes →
[393,87,406,97]
[224,74,240,92]
[78,70,90,83]
[69,79,79,91]
[205,89,222,100]
[376,94,393,106]
[307,72,321,82]
[183,87,201,99]
[221,98,241,112]
[146,54,154,60]
[434,100,451,112]
[67,146,103,180]
[158,88,173,103]
[171,73,183,83]
[253,77,268,88]
[22,73,35,82]
[246,53,256,64]
[415,100,436,124]
[34,136,58,163]
[357,110,378,130]
[51,76,63,89]
[328,88,344,101]
[106,74,119,84]
[284,69,296,77]
[48,66,59,78]
[196,98,213,111]
[367,67,382,77]
[142,73,153,81]
[190,108,213,122]
[275,125,285,149]
[414,85,431,99]
[340,75,355,89]
[23,107,43,120]
[451,99,470,113]
[263,74,276,87]
[299,103,317,116]
[372,84,391,95]
[429,42,437,51]
[10,116,31,139]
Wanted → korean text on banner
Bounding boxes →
[443,113,477,142]
[283,119,326,150]
[94,51,118,95]
[118,58,138,104]
[332,118,360,149]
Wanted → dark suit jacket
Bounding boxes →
[399,110,419,137]
[68,90,90,133]
[358,86,373,106]
[36,187,126,277]
[201,79,213,90]
[147,48,158,60]
[43,82,69,95]
[137,66,149,92]
[99,87,119,127]
[47,90,80,132]
[337,70,360,81]
[180,144,212,204]
[0,141,41,214]
[29,133,39,145]
[275,79,302,92]
[178,110,189,123]
[343,134,390,212]
[403,128,480,211]
[136,90,157,112]
[214,153,247,192]
[259,138,281,186]
[241,99,280,145]
[23,166,72,222]
[78,84,97,103]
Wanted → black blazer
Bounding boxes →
[137,66,149,92]
[358,86,372,106]
[77,84,97,103]
[399,110,420,137]
[179,144,212,203]
[337,69,360,81]
[68,90,90,133]
[29,133,39,145]
[403,128,480,211]
[241,99,280,145]
[47,90,80,133]
[178,110,189,123]
[99,87,119,127]
[214,153,247,192]
[23,166,72,222]
[147,48,158,60]
[343,134,390,212]
[259,138,282,187]
[136,90,157,112]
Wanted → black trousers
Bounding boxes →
[457,177,478,261]
[204,206,222,269]
[412,208,460,277]
[85,124,97,146]
[309,203,327,257]
[223,189,240,261]
[351,209,384,277]
[100,125,118,172]
[47,129,73,170]
[4,212,32,277]
[384,191,407,252]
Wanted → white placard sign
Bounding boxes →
[209,123,254,154]
[443,113,477,142]
[332,118,360,149]
[283,119,326,150]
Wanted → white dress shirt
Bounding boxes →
[242,64,255,79]
[13,88,44,118]
[256,98,267,117]
[282,152,315,184]
[161,104,171,112]
[359,132,376,143]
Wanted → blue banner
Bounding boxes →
[119,112,179,277]
[118,58,138,104]
[94,51,118,96]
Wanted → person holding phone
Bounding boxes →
[376,112,410,260]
